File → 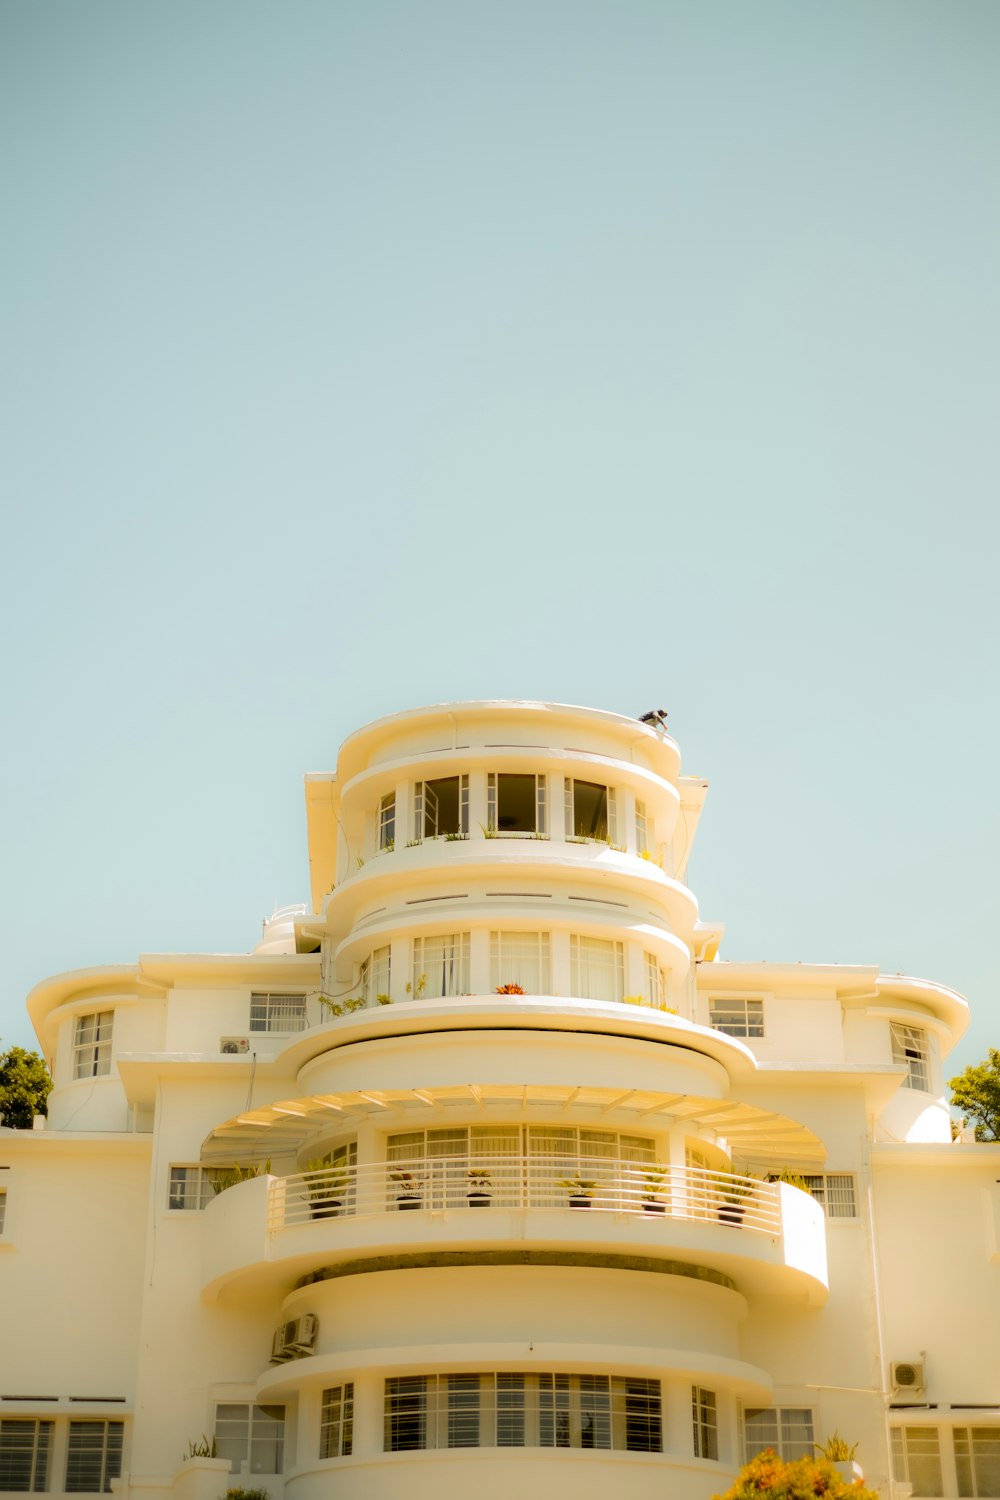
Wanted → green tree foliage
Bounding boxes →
[949,1048,1000,1141]
[713,1451,878,1500]
[0,1045,53,1128]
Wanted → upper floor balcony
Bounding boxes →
[200,1156,828,1307]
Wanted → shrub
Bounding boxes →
[713,1451,877,1500]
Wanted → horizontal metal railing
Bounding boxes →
[266,1157,782,1236]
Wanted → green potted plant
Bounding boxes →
[467,1166,492,1207]
[641,1164,669,1214]
[210,1160,270,1196]
[302,1158,349,1219]
[390,1168,424,1210]
[560,1174,598,1209]
[712,1170,757,1225]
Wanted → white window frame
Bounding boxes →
[486,773,546,836]
[954,1426,1000,1497]
[383,1373,661,1452]
[564,779,618,843]
[635,799,649,855]
[378,793,396,851]
[214,1403,285,1476]
[692,1387,718,1460]
[0,1418,53,1492]
[743,1406,815,1462]
[891,1023,931,1091]
[72,1012,113,1079]
[803,1173,857,1219]
[249,993,307,1033]
[489,932,551,994]
[411,934,469,999]
[644,951,664,1008]
[570,935,624,1003]
[320,1385,354,1459]
[168,1165,234,1211]
[414,776,469,841]
[65,1421,124,1493]
[361,946,391,1006]
[892,1427,944,1497]
[708,996,764,1039]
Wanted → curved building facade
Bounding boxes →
[1,701,992,1500]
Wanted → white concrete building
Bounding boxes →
[1,700,997,1500]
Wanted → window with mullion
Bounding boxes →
[249,993,307,1033]
[361,946,391,1005]
[955,1428,1000,1497]
[73,1012,113,1079]
[486,773,546,835]
[892,1428,944,1497]
[214,1404,285,1475]
[744,1407,815,1462]
[412,934,469,999]
[891,1023,931,1091]
[565,779,618,842]
[692,1387,718,1460]
[635,799,648,855]
[413,777,468,840]
[489,931,550,994]
[65,1422,124,1493]
[320,1385,354,1459]
[570,935,624,1003]
[0,1420,53,1492]
[378,794,396,850]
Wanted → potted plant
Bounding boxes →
[641,1164,668,1214]
[210,1159,270,1196]
[712,1170,757,1225]
[495,982,525,995]
[560,1174,598,1209]
[467,1166,492,1207]
[390,1169,424,1210]
[815,1432,862,1483]
[302,1158,348,1219]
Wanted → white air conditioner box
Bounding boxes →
[220,1036,251,1054]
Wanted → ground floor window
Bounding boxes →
[0,1421,53,1492]
[955,1428,1000,1497]
[891,1428,943,1497]
[744,1407,814,1461]
[65,1423,123,1493]
[320,1385,354,1459]
[384,1373,661,1452]
[214,1404,285,1474]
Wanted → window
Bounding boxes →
[565,779,618,842]
[214,1404,285,1475]
[361,946,391,1005]
[65,1422,123,1493]
[570,935,624,1003]
[383,1374,661,1452]
[378,793,396,850]
[802,1174,857,1219]
[320,1385,354,1459]
[709,997,764,1039]
[490,932,550,994]
[249,993,307,1033]
[414,777,468,839]
[644,951,664,1008]
[0,1420,53,1492]
[744,1408,815,1461]
[955,1428,1000,1497]
[411,934,469,999]
[0,1190,6,1236]
[73,1013,113,1080]
[692,1387,718,1460]
[487,773,546,835]
[635,799,648,855]
[167,1166,220,1211]
[891,1023,930,1092]
[892,1428,943,1497]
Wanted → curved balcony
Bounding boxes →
[200,1158,827,1306]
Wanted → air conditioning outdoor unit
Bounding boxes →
[891,1361,925,1393]
[270,1327,289,1364]
[284,1314,318,1354]
[220,1036,251,1055]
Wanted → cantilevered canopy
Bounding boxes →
[200,1084,826,1168]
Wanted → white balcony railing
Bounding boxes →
[266,1157,782,1236]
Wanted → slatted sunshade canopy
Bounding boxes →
[200,1082,826,1167]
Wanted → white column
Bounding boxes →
[350,1370,383,1459]
[469,929,490,995]
[550,930,571,997]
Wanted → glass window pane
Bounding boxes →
[495,775,538,833]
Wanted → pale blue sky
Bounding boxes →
[1,2,997,1079]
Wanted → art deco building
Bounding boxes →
[1,700,996,1500]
